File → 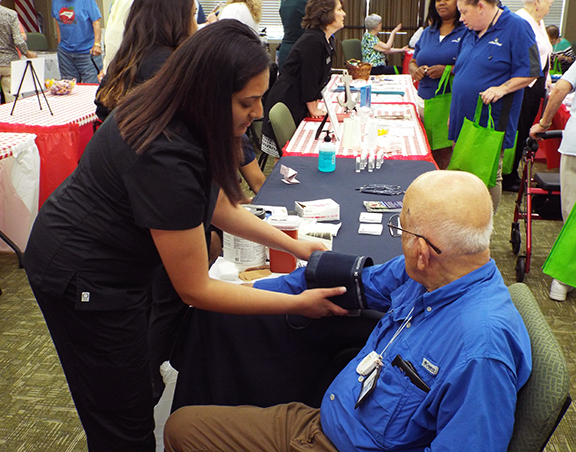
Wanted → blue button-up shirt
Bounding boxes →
[255,256,531,452]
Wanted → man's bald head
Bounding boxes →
[402,171,493,255]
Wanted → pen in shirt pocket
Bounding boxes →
[391,354,431,393]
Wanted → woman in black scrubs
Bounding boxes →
[261,0,346,158]
[24,21,347,452]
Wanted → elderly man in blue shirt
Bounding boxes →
[164,170,532,452]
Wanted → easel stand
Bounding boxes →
[10,60,53,116]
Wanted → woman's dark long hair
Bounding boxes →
[428,0,461,28]
[115,20,270,204]
[97,0,194,110]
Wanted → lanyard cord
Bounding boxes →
[378,306,415,359]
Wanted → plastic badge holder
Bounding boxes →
[268,216,301,273]
[305,250,374,310]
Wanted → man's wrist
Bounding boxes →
[539,120,552,129]
[93,43,101,47]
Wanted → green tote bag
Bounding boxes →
[423,65,453,150]
[543,203,576,288]
[448,96,504,188]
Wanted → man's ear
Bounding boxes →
[416,237,431,271]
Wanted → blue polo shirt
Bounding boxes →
[52,0,101,53]
[413,22,467,100]
[448,6,541,149]
[255,256,531,452]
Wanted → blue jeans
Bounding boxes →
[57,46,102,83]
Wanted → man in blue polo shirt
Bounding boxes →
[163,170,532,452]
[52,0,102,83]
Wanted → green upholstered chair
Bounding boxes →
[507,283,571,452]
[341,39,362,63]
[26,32,49,51]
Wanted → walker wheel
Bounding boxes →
[510,222,521,255]
[515,256,526,282]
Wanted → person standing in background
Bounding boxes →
[261,0,346,159]
[278,0,308,71]
[530,62,576,301]
[448,0,540,211]
[409,0,466,168]
[102,0,133,72]
[502,0,553,192]
[52,0,103,83]
[0,3,36,103]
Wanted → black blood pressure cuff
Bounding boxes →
[305,251,374,310]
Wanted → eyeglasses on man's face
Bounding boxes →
[387,214,443,255]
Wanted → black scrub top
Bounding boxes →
[25,114,219,308]
[262,28,334,139]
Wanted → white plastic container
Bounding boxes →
[222,206,267,268]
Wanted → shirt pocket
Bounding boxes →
[74,273,148,311]
[369,362,428,448]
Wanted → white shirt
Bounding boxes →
[559,63,576,156]
[218,3,259,37]
[515,8,552,88]
[103,0,134,70]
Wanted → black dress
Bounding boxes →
[261,28,334,157]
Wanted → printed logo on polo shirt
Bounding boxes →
[451,37,461,43]
[59,7,76,25]
[489,38,503,47]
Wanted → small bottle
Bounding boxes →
[355,156,361,172]
[318,133,336,172]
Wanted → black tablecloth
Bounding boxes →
[253,157,436,264]
[170,157,436,411]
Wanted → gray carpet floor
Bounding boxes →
[1,166,575,451]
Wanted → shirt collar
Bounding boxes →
[420,258,498,317]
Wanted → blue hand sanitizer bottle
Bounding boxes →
[318,132,336,172]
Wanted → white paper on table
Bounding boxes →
[280,164,300,184]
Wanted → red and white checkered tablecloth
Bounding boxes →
[0,84,98,127]
[323,74,418,108]
[284,103,432,161]
[0,132,37,160]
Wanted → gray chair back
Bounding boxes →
[26,33,49,51]
[341,39,362,62]
[507,283,571,452]
[269,102,296,154]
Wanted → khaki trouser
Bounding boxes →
[164,402,340,452]
[0,66,14,102]
[560,153,576,221]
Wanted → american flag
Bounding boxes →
[15,0,40,32]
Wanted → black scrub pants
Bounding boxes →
[31,281,156,452]
[506,75,546,181]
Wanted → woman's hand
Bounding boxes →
[392,23,402,33]
[290,239,329,261]
[307,100,326,118]
[480,85,507,104]
[293,287,349,318]
[426,65,446,79]
[411,64,428,82]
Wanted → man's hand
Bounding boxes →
[91,44,102,56]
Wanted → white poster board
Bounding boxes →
[10,58,45,95]
[322,85,342,142]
